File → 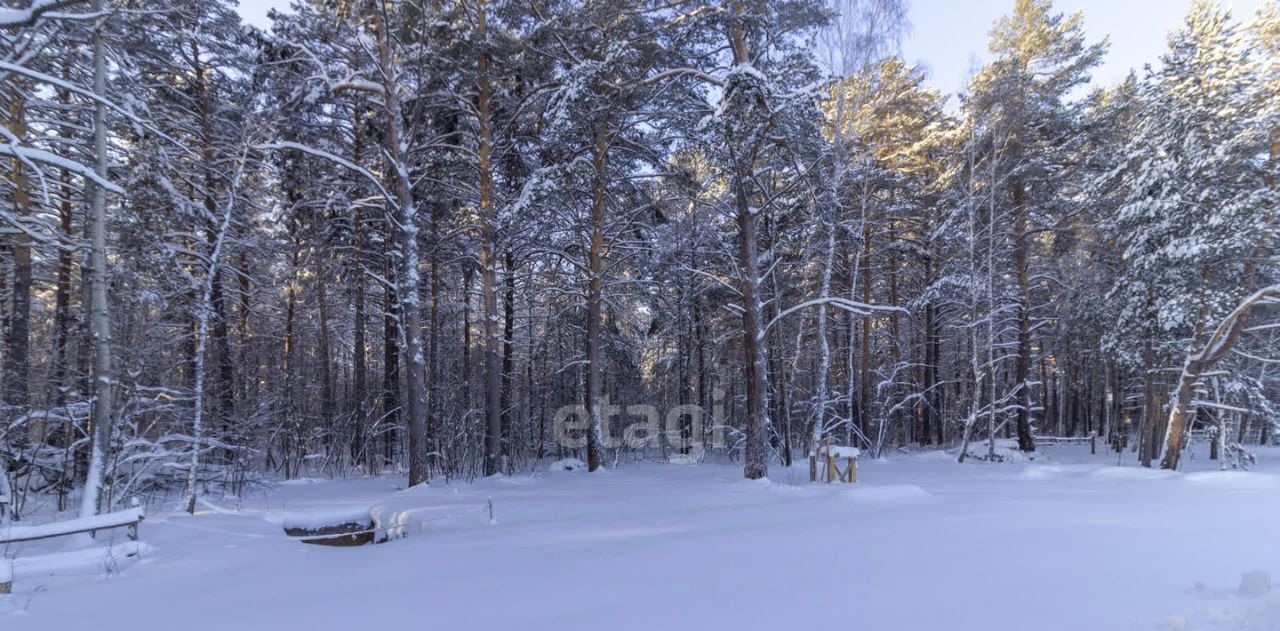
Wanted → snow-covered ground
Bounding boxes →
[3,445,1278,630]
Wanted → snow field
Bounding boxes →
[0,444,1277,631]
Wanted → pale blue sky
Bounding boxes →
[236,0,286,31]
[901,0,1267,98]
[235,0,1269,97]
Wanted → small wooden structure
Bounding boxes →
[810,444,859,483]
[0,506,146,595]
[1036,431,1098,454]
[282,508,381,547]
[0,506,144,545]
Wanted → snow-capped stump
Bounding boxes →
[548,458,588,472]
[809,444,858,483]
[282,507,378,546]
[0,559,11,595]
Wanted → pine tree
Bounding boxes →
[965,0,1106,452]
[1104,0,1276,469]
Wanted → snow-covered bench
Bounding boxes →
[0,506,145,545]
[810,444,859,483]
[0,506,145,594]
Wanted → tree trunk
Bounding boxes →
[583,126,608,472]
[477,0,503,477]
[1012,181,1035,452]
[1160,277,1277,470]
[859,219,872,447]
[381,240,400,468]
[4,86,31,449]
[352,183,368,467]
[317,258,334,440]
[726,11,770,480]
[501,249,516,472]
[50,70,76,409]
[282,241,300,477]
[183,128,244,515]
[426,176,441,472]
[372,7,428,486]
[737,192,769,479]
[192,39,235,456]
[80,2,114,517]
[811,220,835,452]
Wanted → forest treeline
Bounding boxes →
[1,0,1277,519]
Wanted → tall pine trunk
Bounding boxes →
[4,87,31,453]
[50,72,76,409]
[351,171,368,467]
[477,0,504,477]
[727,12,770,480]
[501,250,516,471]
[381,237,400,468]
[583,126,608,472]
[1012,182,1035,452]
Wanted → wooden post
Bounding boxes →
[1090,431,1097,455]
[809,454,817,483]
[850,457,857,483]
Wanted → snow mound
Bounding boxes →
[1088,466,1179,481]
[370,504,435,540]
[1162,573,1280,630]
[13,541,150,575]
[277,477,324,486]
[1017,465,1064,480]
[912,450,955,461]
[280,506,373,531]
[548,458,588,472]
[843,484,934,505]
[1161,597,1280,630]
[1183,471,1279,490]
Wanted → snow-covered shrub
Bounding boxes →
[961,438,1033,463]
